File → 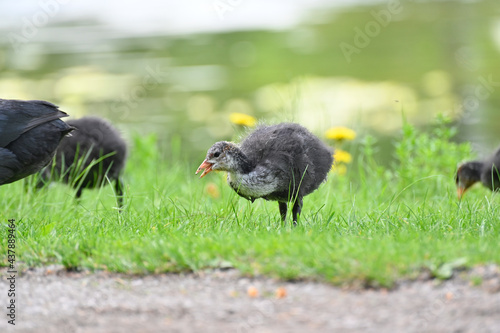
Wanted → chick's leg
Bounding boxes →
[292,197,302,227]
[279,202,287,222]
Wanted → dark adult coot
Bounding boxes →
[0,98,73,186]
[196,123,333,225]
[456,147,500,199]
[38,116,127,207]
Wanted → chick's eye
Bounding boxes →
[213,152,221,158]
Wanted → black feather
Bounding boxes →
[0,98,73,185]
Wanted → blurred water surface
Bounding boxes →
[0,0,499,162]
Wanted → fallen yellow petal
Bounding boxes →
[275,287,287,299]
[247,286,259,298]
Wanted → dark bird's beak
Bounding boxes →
[196,159,213,178]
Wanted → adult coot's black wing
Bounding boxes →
[0,150,23,184]
[0,99,73,185]
[0,100,68,147]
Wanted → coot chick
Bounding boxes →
[196,123,333,225]
[0,98,73,186]
[456,147,500,199]
[38,116,127,207]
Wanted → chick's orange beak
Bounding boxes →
[457,185,466,200]
[196,159,214,178]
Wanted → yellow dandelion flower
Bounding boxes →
[229,113,257,127]
[325,126,356,141]
[275,287,287,299]
[333,149,352,164]
[331,163,347,175]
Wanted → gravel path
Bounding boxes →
[1,266,500,333]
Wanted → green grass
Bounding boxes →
[1,118,500,288]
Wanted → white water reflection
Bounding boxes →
[0,0,380,36]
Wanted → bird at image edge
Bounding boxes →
[456,147,500,199]
[0,98,73,186]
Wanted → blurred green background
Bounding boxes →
[0,0,499,162]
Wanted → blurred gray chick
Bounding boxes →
[38,116,127,208]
